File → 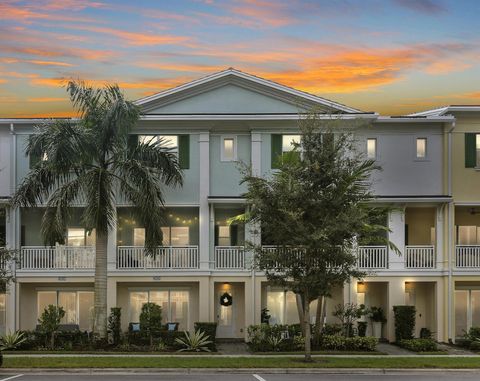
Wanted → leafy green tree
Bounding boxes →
[241,113,394,361]
[139,302,163,347]
[107,307,122,346]
[11,81,183,338]
[38,305,65,349]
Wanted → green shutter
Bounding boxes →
[128,135,138,150]
[178,134,190,169]
[465,133,476,168]
[271,134,282,169]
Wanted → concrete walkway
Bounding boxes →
[217,342,250,355]
[376,343,412,355]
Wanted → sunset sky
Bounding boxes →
[1,0,479,117]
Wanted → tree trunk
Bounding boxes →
[303,297,312,362]
[50,332,55,350]
[94,231,108,339]
[296,293,305,336]
[313,296,324,345]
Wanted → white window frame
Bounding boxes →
[128,288,190,329]
[415,137,428,160]
[366,138,377,160]
[220,135,237,162]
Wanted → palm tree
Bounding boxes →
[11,81,183,338]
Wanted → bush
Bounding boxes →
[247,324,303,352]
[194,322,217,350]
[419,328,432,339]
[38,305,66,349]
[357,322,367,337]
[469,340,480,351]
[393,305,416,342]
[16,329,90,350]
[139,303,162,347]
[321,323,343,336]
[108,307,121,346]
[319,335,378,351]
[398,338,437,352]
[466,327,480,340]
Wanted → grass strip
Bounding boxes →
[3,356,480,369]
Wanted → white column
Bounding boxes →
[199,133,210,270]
[388,207,405,270]
[251,133,262,176]
[387,278,405,342]
[435,205,444,270]
[209,203,215,268]
[5,207,18,332]
[107,207,117,272]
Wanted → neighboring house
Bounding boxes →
[0,68,477,342]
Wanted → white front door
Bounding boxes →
[216,289,236,338]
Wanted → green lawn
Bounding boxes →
[3,356,480,369]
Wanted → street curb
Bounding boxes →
[3,368,480,375]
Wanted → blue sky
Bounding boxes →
[1,0,479,116]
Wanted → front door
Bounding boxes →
[216,289,236,338]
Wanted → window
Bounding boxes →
[267,289,307,325]
[367,138,376,159]
[37,290,94,331]
[160,226,189,246]
[133,228,145,246]
[129,290,189,330]
[217,226,231,246]
[457,226,480,245]
[416,138,427,159]
[476,134,480,167]
[139,135,179,154]
[66,228,95,247]
[221,136,236,161]
[282,135,301,153]
[455,289,480,337]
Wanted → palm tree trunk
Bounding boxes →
[94,231,108,339]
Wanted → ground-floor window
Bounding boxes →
[266,289,301,325]
[455,289,480,337]
[37,290,94,331]
[129,290,189,330]
[0,293,5,334]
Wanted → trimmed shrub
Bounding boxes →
[357,322,367,337]
[319,335,378,351]
[321,323,343,336]
[469,340,480,351]
[108,307,121,346]
[398,338,437,352]
[139,303,162,347]
[194,322,217,350]
[247,324,303,352]
[393,305,416,342]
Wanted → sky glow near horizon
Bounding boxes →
[1,0,480,117]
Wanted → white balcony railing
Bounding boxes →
[215,246,245,269]
[357,246,388,269]
[117,246,199,269]
[405,245,435,269]
[455,245,480,268]
[20,246,95,270]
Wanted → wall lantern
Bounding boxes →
[405,282,414,293]
[357,282,366,293]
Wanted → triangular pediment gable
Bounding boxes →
[135,68,362,115]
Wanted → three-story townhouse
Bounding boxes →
[0,69,472,343]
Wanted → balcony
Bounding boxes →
[405,245,436,269]
[214,246,246,269]
[357,246,388,269]
[117,246,199,269]
[455,245,480,268]
[19,246,95,271]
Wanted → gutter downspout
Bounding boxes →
[447,121,455,343]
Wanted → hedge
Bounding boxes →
[393,305,416,342]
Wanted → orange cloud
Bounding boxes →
[27,97,67,102]
[28,60,73,67]
[60,25,191,46]
[135,62,223,73]
[1,45,116,62]
[424,60,471,75]
[0,79,7,84]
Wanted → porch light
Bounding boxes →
[357,282,366,293]
[405,282,414,293]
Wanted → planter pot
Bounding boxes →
[372,321,382,339]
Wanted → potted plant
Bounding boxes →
[368,307,386,339]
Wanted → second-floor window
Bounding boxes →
[416,138,427,159]
[67,228,95,246]
[221,136,237,161]
[133,134,190,169]
[464,133,480,168]
[271,134,301,168]
[132,226,189,246]
[367,138,376,159]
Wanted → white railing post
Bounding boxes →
[116,246,199,269]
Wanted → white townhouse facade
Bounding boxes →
[0,68,479,342]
